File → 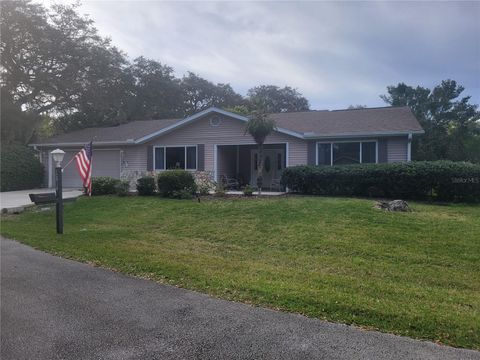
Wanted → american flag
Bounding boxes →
[74,142,93,196]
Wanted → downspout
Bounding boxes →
[32,145,47,187]
[407,133,412,162]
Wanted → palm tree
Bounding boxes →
[245,110,276,195]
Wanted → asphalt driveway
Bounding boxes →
[1,237,479,360]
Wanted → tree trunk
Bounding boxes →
[257,143,264,195]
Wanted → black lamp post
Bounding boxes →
[51,149,65,234]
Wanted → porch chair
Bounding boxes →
[270,178,282,191]
[221,175,240,190]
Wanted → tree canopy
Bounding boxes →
[381,80,480,162]
[247,85,310,113]
[1,1,311,144]
[1,0,131,142]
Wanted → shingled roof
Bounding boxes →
[32,106,423,146]
[32,118,180,145]
[269,106,423,138]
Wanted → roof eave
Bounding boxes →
[29,140,135,147]
[303,130,425,139]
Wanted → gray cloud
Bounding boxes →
[54,1,480,109]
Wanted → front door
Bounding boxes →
[250,149,284,189]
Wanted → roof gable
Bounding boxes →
[135,107,303,143]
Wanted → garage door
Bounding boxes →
[52,149,120,188]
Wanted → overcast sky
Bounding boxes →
[54,1,479,110]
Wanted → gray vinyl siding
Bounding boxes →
[387,136,408,163]
[140,114,308,173]
[122,146,148,172]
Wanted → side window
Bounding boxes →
[361,142,376,163]
[317,143,331,165]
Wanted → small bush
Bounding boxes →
[157,170,196,198]
[281,161,480,203]
[214,182,226,197]
[91,176,120,196]
[115,180,130,197]
[243,184,254,197]
[195,171,215,196]
[1,145,44,191]
[136,176,156,195]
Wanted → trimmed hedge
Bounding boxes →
[91,176,120,196]
[1,145,44,191]
[157,170,196,198]
[136,176,156,195]
[281,161,480,202]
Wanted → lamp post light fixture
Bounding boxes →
[51,149,65,234]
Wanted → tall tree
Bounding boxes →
[1,0,132,140]
[246,85,310,113]
[245,110,276,194]
[180,72,243,116]
[381,80,479,162]
[129,57,183,120]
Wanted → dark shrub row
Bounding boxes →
[281,161,480,202]
[1,145,44,191]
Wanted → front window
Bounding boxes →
[333,142,360,165]
[361,142,376,163]
[317,141,376,165]
[154,146,197,170]
[318,143,331,165]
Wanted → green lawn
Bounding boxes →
[1,196,479,349]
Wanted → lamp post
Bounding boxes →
[51,149,65,234]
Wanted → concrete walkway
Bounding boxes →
[1,237,478,360]
[0,188,83,213]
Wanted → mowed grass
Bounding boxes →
[1,196,479,349]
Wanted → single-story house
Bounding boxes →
[30,106,424,190]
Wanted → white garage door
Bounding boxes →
[52,149,121,188]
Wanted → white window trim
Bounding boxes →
[153,145,198,171]
[316,140,378,166]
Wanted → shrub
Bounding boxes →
[243,184,254,197]
[281,161,480,203]
[91,176,120,196]
[1,145,44,191]
[214,182,226,197]
[115,180,130,197]
[136,176,156,195]
[157,170,196,198]
[195,171,215,196]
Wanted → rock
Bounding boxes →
[374,199,411,212]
